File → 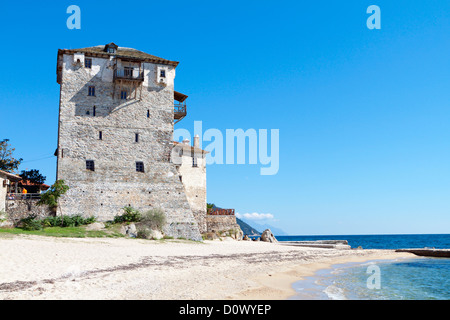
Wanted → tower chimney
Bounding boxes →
[193,135,200,149]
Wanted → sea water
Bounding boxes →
[278,234,450,300]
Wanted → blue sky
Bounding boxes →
[1,1,449,235]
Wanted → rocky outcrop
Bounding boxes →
[85,222,105,231]
[260,229,277,243]
[120,223,137,238]
[396,249,450,258]
[205,215,243,241]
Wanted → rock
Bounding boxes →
[149,229,164,240]
[230,228,244,241]
[85,222,105,231]
[260,229,277,243]
[120,223,137,238]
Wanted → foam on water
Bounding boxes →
[292,257,450,300]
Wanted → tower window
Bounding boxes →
[160,70,166,78]
[88,86,95,96]
[85,58,92,69]
[136,161,145,173]
[86,160,95,171]
[192,156,198,167]
[121,90,127,100]
[99,131,103,140]
[124,67,133,78]
[135,133,139,143]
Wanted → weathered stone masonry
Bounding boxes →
[56,44,202,241]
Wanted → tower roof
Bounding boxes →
[58,43,179,67]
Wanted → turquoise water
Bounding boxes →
[283,234,450,300]
[277,234,450,249]
[292,258,450,300]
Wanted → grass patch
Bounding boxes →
[0,226,120,238]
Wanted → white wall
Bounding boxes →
[0,176,7,212]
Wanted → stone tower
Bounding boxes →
[55,43,202,241]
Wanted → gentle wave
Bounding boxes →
[324,284,347,300]
[293,257,450,300]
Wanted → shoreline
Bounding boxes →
[232,250,415,300]
[0,234,416,300]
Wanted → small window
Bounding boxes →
[135,133,139,143]
[88,86,95,96]
[147,110,150,118]
[121,90,127,100]
[108,47,116,54]
[85,58,92,69]
[192,156,198,167]
[160,70,166,78]
[86,160,95,171]
[99,131,103,140]
[136,161,145,173]
[93,106,96,117]
[124,67,133,77]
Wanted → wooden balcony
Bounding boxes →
[174,91,188,124]
[113,68,144,82]
[174,102,187,120]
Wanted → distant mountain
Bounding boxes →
[236,218,261,236]
[245,221,288,236]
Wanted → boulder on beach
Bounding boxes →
[260,229,277,243]
[120,223,137,238]
[85,222,105,231]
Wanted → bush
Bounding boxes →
[114,206,142,224]
[20,215,43,231]
[27,215,97,229]
[136,226,151,239]
[140,208,166,231]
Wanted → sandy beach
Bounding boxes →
[0,234,415,300]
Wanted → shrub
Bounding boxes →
[114,206,142,224]
[34,215,97,228]
[140,208,166,231]
[136,226,151,239]
[20,215,43,231]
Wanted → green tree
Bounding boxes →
[19,169,46,185]
[37,180,69,217]
[0,139,23,172]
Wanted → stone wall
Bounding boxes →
[174,143,207,233]
[206,215,242,234]
[3,200,51,227]
[56,50,202,241]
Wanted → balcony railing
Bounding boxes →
[207,208,235,216]
[174,102,187,120]
[114,68,144,81]
[6,193,42,200]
